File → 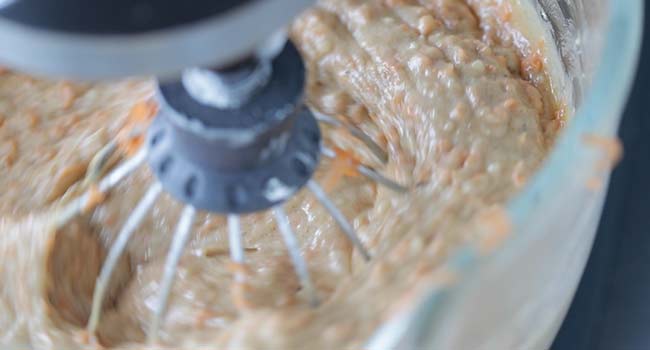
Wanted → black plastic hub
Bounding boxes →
[0,0,253,34]
[146,41,321,214]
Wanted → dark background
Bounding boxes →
[551,5,650,350]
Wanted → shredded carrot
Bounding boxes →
[40,148,58,161]
[50,125,67,139]
[60,82,77,110]
[76,329,91,345]
[477,205,512,254]
[585,177,603,191]
[194,309,217,328]
[64,113,82,129]
[74,329,103,348]
[322,147,362,191]
[511,161,527,188]
[521,51,544,75]
[582,133,623,170]
[230,281,255,310]
[503,98,518,110]
[83,185,107,213]
[4,138,18,168]
[27,110,40,129]
[116,100,158,156]
[226,262,252,277]
[47,162,88,202]
[334,147,363,176]
[226,262,255,309]
[130,100,158,124]
[499,3,513,22]
[118,134,144,157]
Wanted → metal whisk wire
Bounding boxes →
[87,182,162,336]
[148,205,197,344]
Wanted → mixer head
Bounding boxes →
[0,0,410,345]
[0,0,310,79]
[150,41,321,214]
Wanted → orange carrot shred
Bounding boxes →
[83,185,107,213]
[335,147,362,173]
[60,82,77,110]
[477,206,512,254]
[194,309,217,328]
[322,147,362,191]
[226,262,252,277]
[231,281,255,310]
[582,133,623,169]
[116,100,159,156]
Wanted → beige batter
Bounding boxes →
[0,0,564,349]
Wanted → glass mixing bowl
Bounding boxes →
[367,0,644,349]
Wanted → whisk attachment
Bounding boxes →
[60,40,412,345]
[74,124,408,343]
[148,41,321,214]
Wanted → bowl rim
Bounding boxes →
[367,0,645,347]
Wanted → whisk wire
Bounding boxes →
[312,110,388,164]
[307,180,371,261]
[56,147,148,227]
[356,164,408,193]
[87,182,162,335]
[98,146,148,193]
[321,145,408,193]
[148,205,197,345]
[228,214,246,282]
[272,206,319,307]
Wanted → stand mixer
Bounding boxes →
[0,0,408,344]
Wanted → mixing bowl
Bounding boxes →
[367,0,644,349]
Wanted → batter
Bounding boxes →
[0,0,564,349]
